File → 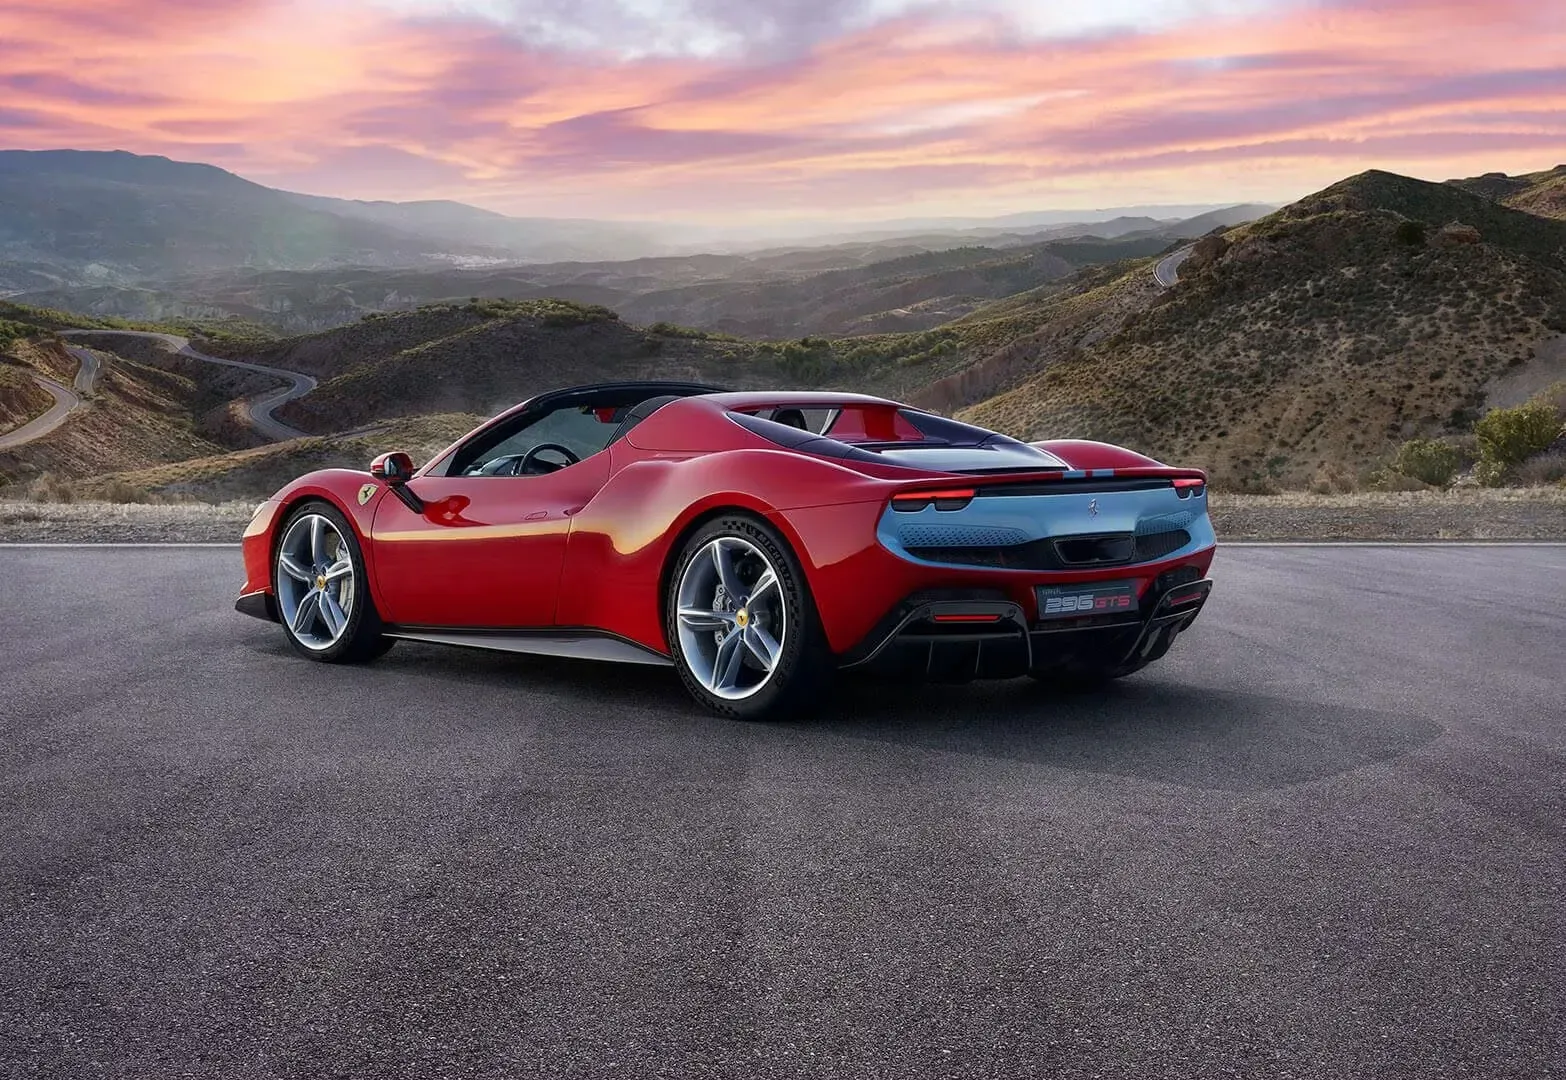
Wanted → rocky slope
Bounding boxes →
[953,171,1566,489]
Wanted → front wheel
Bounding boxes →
[665,515,830,720]
[272,501,394,663]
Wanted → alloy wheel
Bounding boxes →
[276,512,356,651]
[674,536,787,700]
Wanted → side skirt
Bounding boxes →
[382,625,674,667]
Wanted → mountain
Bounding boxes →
[951,170,1566,490]
[0,150,495,287]
[1158,204,1278,238]
[1447,165,1566,221]
[282,194,666,263]
[0,150,678,292]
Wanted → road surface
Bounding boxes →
[64,345,100,394]
[2,543,1562,1078]
[1154,244,1194,286]
[0,346,100,451]
[0,373,79,451]
[60,329,316,441]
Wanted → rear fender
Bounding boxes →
[556,447,890,652]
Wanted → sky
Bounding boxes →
[0,0,1562,223]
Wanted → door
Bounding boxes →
[370,455,609,629]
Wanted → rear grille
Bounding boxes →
[1134,528,1192,562]
[907,529,1191,571]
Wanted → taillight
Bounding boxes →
[891,488,975,512]
[1173,478,1205,499]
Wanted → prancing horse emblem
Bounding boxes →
[1087,498,1099,516]
[357,483,377,506]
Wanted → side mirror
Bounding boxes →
[369,451,424,513]
[370,451,415,486]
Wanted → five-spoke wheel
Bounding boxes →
[272,502,393,663]
[675,535,786,700]
[666,516,829,719]
[277,512,356,651]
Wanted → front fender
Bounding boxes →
[239,469,390,603]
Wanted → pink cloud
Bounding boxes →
[0,0,1561,219]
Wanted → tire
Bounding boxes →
[271,500,394,664]
[665,514,831,720]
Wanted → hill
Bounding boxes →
[77,413,485,503]
[612,234,1176,338]
[0,334,265,491]
[1447,165,1566,221]
[8,230,1184,341]
[240,300,783,431]
[953,170,1566,489]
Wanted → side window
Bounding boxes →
[456,406,625,476]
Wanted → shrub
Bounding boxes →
[1514,449,1566,487]
[1392,438,1461,487]
[1394,220,1427,246]
[1474,457,1510,487]
[26,471,76,503]
[1366,467,1431,492]
[100,478,154,504]
[1474,402,1562,468]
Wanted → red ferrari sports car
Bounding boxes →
[236,382,1215,719]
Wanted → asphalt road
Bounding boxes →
[0,372,77,451]
[1154,245,1194,287]
[2,545,1563,1079]
[65,345,101,395]
[60,329,316,441]
[0,346,100,451]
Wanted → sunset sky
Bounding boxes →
[1,0,1562,222]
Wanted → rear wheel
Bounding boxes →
[273,501,394,663]
[666,515,830,720]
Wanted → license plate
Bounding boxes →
[1035,582,1138,619]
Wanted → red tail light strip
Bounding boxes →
[891,488,976,512]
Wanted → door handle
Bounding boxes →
[525,510,547,520]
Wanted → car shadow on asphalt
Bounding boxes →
[804,676,1444,792]
[241,633,1442,793]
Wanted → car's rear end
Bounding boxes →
[666,392,1217,686]
[839,467,1214,683]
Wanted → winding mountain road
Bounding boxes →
[65,345,100,395]
[60,329,316,441]
[1154,244,1194,287]
[0,372,79,451]
[0,345,102,451]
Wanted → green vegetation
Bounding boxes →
[647,321,744,342]
[0,300,278,349]
[0,318,36,348]
[460,297,619,327]
[1392,438,1462,487]
[1474,402,1564,485]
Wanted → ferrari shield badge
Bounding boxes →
[357,483,377,506]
